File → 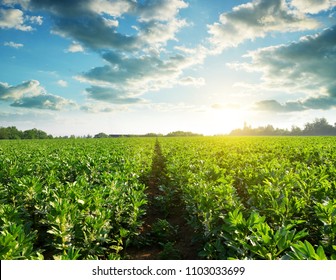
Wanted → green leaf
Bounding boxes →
[316,246,327,260]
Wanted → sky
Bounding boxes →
[0,0,335,136]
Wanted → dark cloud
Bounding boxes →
[255,100,305,112]
[303,95,336,109]
[255,96,336,112]
[10,94,75,110]
[239,26,336,111]
[28,0,138,50]
[208,0,319,52]
[53,17,138,51]
[27,0,188,51]
[28,0,92,17]
[136,0,188,22]
[0,80,76,110]
[80,105,114,113]
[24,0,194,103]
[0,80,40,100]
[2,0,199,109]
[86,86,144,104]
[77,50,205,102]
[85,52,167,84]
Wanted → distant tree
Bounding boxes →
[302,118,336,135]
[8,126,22,139]
[275,128,289,135]
[264,125,275,135]
[290,125,302,136]
[0,127,9,139]
[23,128,49,139]
[144,133,163,137]
[166,131,203,137]
[0,126,21,139]
[94,132,109,138]
[229,118,336,136]
[0,126,52,139]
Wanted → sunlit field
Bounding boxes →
[1,136,335,260]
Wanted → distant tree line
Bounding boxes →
[165,131,203,137]
[230,118,336,136]
[2,118,336,139]
[0,127,205,140]
[92,131,203,138]
[0,126,53,139]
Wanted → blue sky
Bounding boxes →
[0,0,335,136]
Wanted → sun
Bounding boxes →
[198,106,248,135]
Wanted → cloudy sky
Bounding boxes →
[0,0,335,136]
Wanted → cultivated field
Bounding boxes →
[1,137,335,259]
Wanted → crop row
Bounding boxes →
[0,138,154,259]
[160,136,336,259]
[1,136,336,260]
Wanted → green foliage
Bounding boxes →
[230,117,336,136]
[285,240,336,260]
[0,138,153,259]
[151,219,178,242]
[165,131,203,137]
[0,205,43,259]
[160,136,336,259]
[1,136,336,260]
[0,126,52,139]
[314,199,336,254]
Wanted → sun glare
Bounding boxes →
[202,107,247,135]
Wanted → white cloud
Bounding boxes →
[7,0,203,106]
[230,26,336,111]
[4,41,24,48]
[103,18,119,28]
[1,0,30,10]
[76,51,178,99]
[0,80,41,100]
[0,80,76,110]
[85,86,146,104]
[136,0,188,22]
[80,103,121,114]
[178,76,205,87]
[88,0,133,17]
[57,80,68,87]
[207,0,320,53]
[0,8,33,31]
[66,42,84,53]
[138,18,188,47]
[11,94,75,111]
[29,15,43,25]
[76,48,207,103]
[27,0,189,52]
[291,0,336,14]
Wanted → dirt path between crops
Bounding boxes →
[125,140,202,260]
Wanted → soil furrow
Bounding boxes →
[125,140,201,259]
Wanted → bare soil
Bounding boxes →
[124,140,202,260]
